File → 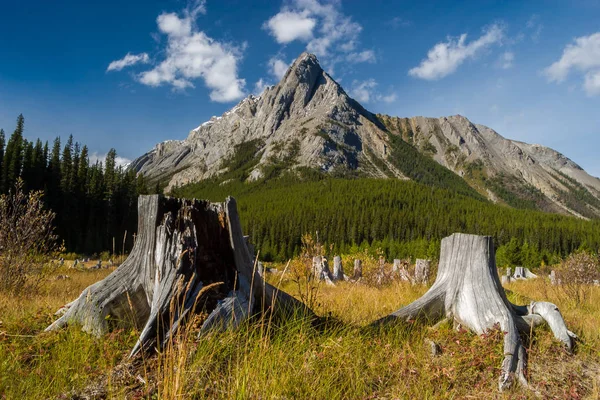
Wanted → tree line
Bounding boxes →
[173,173,600,267]
[0,114,148,254]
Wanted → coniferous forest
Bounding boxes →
[0,115,147,254]
[173,172,600,267]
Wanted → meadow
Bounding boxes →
[0,265,598,399]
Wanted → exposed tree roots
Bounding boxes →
[372,233,576,391]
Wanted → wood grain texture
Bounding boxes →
[46,195,314,357]
[373,233,574,391]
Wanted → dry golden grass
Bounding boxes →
[0,266,599,399]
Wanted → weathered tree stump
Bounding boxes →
[396,259,411,282]
[501,267,512,284]
[312,255,335,285]
[332,256,345,281]
[549,270,557,285]
[372,233,576,391]
[353,259,362,279]
[414,259,430,284]
[46,195,314,357]
[375,256,387,285]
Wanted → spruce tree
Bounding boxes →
[3,115,25,192]
[104,148,117,197]
[0,129,5,193]
[21,140,34,191]
[32,139,46,190]
[78,145,89,193]
[60,135,73,193]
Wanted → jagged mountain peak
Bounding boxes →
[131,52,600,220]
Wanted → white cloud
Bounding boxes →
[347,50,376,63]
[252,57,290,95]
[544,32,600,96]
[109,1,245,102]
[408,24,505,80]
[500,51,514,69]
[269,57,290,80]
[349,79,396,103]
[379,93,397,103]
[350,79,377,102]
[264,11,316,43]
[265,0,373,70]
[583,69,600,96]
[254,78,270,94]
[107,52,150,72]
[89,152,132,168]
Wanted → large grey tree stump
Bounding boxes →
[372,233,576,391]
[46,195,313,357]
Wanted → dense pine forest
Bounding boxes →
[173,173,600,267]
[0,115,147,254]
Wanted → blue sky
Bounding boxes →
[1,0,599,175]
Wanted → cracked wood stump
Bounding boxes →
[372,233,576,391]
[46,195,313,357]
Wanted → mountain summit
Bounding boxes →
[131,52,600,219]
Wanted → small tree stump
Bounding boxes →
[376,256,387,285]
[312,255,334,285]
[353,259,362,279]
[392,259,401,279]
[414,259,430,284]
[332,256,344,281]
[514,266,525,279]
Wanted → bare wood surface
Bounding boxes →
[46,195,314,357]
[372,233,574,391]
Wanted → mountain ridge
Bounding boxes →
[131,52,600,219]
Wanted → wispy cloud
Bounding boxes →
[499,51,514,69]
[254,78,270,95]
[349,79,396,103]
[409,24,505,80]
[526,14,543,43]
[107,0,246,102]
[347,50,376,64]
[544,32,600,96]
[269,57,290,80]
[386,16,412,29]
[106,52,150,72]
[89,152,132,168]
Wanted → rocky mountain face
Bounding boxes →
[131,52,600,219]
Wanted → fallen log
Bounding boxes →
[46,195,314,357]
[372,233,576,391]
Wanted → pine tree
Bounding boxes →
[0,129,5,193]
[78,145,89,193]
[104,148,117,198]
[60,135,73,193]
[2,115,25,192]
[21,140,34,191]
[32,139,46,190]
